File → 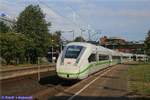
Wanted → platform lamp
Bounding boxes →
[52,39,54,63]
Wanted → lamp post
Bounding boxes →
[68,30,75,41]
[52,39,54,63]
[72,30,75,41]
[80,28,85,42]
[88,29,91,41]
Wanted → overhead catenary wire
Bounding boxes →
[37,0,86,41]
[5,0,101,41]
[37,0,81,30]
[65,4,101,41]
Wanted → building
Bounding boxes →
[100,36,126,45]
[99,36,145,54]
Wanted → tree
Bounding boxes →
[16,5,51,63]
[0,21,10,33]
[144,30,150,56]
[74,36,85,42]
[0,32,27,64]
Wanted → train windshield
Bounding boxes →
[65,45,83,59]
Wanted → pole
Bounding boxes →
[80,28,85,42]
[144,50,146,63]
[38,57,40,81]
[73,30,75,41]
[51,39,54,63]
[52,45,54,63]
[60,41,62,51]
[81,29,83,39]
[88,29,91,41]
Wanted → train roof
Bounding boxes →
[120,52,133,57]
[67,42,120,55]
[136,54,147,57]
[66,42,95,48]
[96,45,112,55]
[66,42,147,57]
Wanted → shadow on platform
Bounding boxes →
[48,96,150,100]
[38,74,79,86]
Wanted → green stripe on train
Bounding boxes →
[57,60,110,75]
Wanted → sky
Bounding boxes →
[0,0,150,41]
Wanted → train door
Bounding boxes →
[109,55,112,66]
[133,55,137,61]
[88,53,97,75]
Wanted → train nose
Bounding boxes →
[57,65,79,79]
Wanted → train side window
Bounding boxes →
[88,53,96,62]
[112,56,120,59]
[123,56,128,59]
[99,55,109,61]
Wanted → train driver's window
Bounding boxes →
[88,53,96,62]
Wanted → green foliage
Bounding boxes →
[0,5,63,65]
[0,21,11,33]
[74,36,85,42]
[51,31,62,47]
[0,32,27,64]
[15,4,51,63]
[16,5,50,35]
[144,30,150,56]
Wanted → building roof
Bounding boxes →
[108,37,124,40]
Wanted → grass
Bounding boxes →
[128,63,150,96]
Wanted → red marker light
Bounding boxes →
[67,62,71,64]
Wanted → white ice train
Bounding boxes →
[56,42,148,79]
